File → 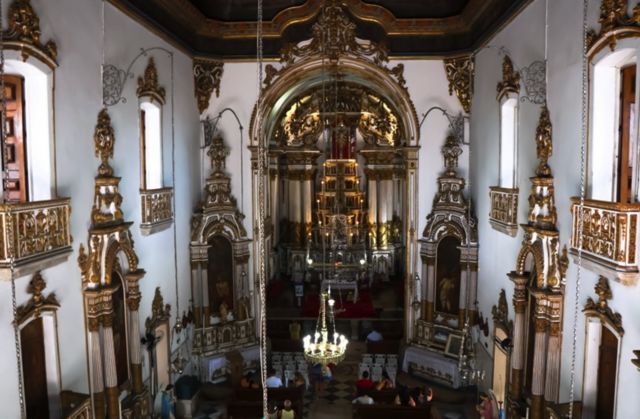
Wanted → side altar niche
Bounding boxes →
[190,136,256,373]
[410,134,478,388]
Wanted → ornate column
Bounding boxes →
[458,269,468,327]
[102,312,120,419]
[191,261,202,327]
[544,321,561,404]
[270,166,279,245]
[509,273,528,401]
[126,272,144,394]
[200,260,210,325]
[288,173,302,246]
[467,263,478,325]
[531,315,549,419]
[404,146,419,341]
[89,316,105,418]
[302,170,314,241]
[367,172,378,249]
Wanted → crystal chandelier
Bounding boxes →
[303,291,348,365]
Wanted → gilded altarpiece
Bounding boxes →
[78,109,149,419]
[415,134,478,356]
[190,136,255,362]
[506,107,568,419]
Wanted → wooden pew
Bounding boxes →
[228,387,305,419]
[356,387,397,404]
[366,339,400,355]
[352,403,431,419]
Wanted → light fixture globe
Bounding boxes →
[303,291,348,365]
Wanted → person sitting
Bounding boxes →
[278,399,295,419]
[352,392,374,405]
[356,371,375,392]
[292,371,305,388]
[394,385,416,407]
[264,402,279,419]
[265,368,283,388]
[476,392,494,419]
[375,370,394,390]
[366,329,383,342]
[240,371,260,389]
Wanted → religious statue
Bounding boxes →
[535,106,553,177]
[438,276,456,313]
[219,301,229,323]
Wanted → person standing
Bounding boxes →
[266,368,283,388]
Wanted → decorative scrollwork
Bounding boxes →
[102,64,129,107]
[444,56,474,114]
[263,2,405,92]
[137,57,166,104]
[193,59,224,114]
[4,0,57,65]
[497,55,520,97]
[587,0,640,53]
[584,276,624,334]
[520,60,546,105]
[16,271,59,323]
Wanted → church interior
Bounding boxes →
[1,0,640,418]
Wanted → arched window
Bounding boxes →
[3,58,55,202]
[590,47,637,202]
[17,273,62,419]
[499,94,518,189]
[139,100,163,190]
[581,277,622,419]
[137,57,173,235]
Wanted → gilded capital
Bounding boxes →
[193,59,224,114]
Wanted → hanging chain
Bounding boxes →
[256,0,269,416]
[168,50,183,341]
[568,0,588,417]
[2,0,26,414]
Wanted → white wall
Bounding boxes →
[0,1,200,417]
[471,0,640,416]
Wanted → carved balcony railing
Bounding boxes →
[570,197,640,285]
[489,187,519,236]
[0,198,73,280]
[61,391,91,419]
[193,318,256,357]
[140,187,173,235]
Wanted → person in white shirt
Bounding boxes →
[366,329,383,342]
[265,368,283,388]
[352,393,374,405]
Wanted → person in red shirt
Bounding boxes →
[355,371,375,393]
[476,392,493,419]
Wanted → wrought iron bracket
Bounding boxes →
[102,47,173,107]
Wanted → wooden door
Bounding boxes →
[596,326,618,418]
[2,75,28,202]
[21,317,50,419]
[618,65,636,203]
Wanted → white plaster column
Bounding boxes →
[404,148,419,342]
[384,178,393,225]
[425,256,435,322]
[582,317,602,419]
[368,176,378,248]
[200,262,210,325]
[378,178,388,225]
[127,292,143,394]
[531,318,548,419]
[302,173,313,240]
[544,326,561,404]
[458,269,468,327]
[509,273,528,401]
[467,268,478,312]
[191,262,202,326]
[89,319,105,419]
[271,171,279,244]
[102,314,120,419]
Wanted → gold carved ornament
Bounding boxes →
[94,109,116,178]
[535,105,553,177]
[444,55,474,114]
[586,0,640,53]
[193,59,224,114]
[145,287,171,335]
[262,2,406,93]
[584,276,624,334]
[16,272,59,324]
[4,0,57,65]
[497,55,520,97]
[137,57,166,104]
[491,289,512,334]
